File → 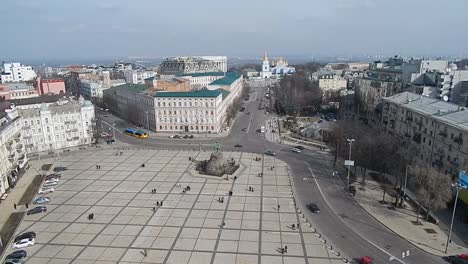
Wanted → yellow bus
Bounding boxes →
[124,128,148,139]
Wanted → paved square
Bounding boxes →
[8,149,343,264]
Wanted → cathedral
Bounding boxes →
[260,52,295,79]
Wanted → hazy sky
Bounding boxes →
[2,0,468,60]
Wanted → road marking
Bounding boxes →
[304,161,406,264]
[246,117,252,134]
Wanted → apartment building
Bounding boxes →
[13,95,95,154]
[0,107,27,197]
[1,62,37,83]
[382,92,468,177]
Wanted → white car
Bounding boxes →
[292,148,301,153]
[42,182,58,188]
[38,188,54,195]
[44,178,59,184]
[12,238,35,249]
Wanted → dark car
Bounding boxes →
[6,250,27,259]
[234,144,243,148]
[349,185,357,196]
[295,146,304,150]
[183,135,190,139]
[446,254,468,264]
[27,206,47,215]
[53,166,67,172]
[241,128,247,131]
[14,232,36,242]
[45,174,61,180]
[188,135,194,139]
[307,203,320,213]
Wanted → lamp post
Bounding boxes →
[346,138,355,188]
[445,181,467,253]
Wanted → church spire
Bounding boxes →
[263,51,268,61]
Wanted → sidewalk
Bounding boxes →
[351,168,468,256]
[0,158,55,256]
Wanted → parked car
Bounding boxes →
[12,238,35,249]
[446,254,468,264]
[264,150,276,156]
[5,250,27,260]
[188,135,194,139]
[45,174,61,180]
[53,166,67,172]
[349,185,357,196]
[234,144,243,148]
[44,178,59,184]
[306,203,320,213]
[4,258,24,264]
[292,148,301,153]
[42,182,58,188]
[14,232,36,242]
[183,135,190,139]
[38,188,54,195]
[27,206,47,215]
[32,197,50,205]
[241,128,247,131]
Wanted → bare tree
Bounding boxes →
[411,165,452,220]
[274,74,322,115]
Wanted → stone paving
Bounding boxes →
[4,149,343,264]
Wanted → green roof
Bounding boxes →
[154,90,222,98]
[209,72,241,86]
[176,72,226,77]
[115,83,148,92]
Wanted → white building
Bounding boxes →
[319,74,348,92]
[80,80,111,100]
[16,95,95,154]
[271,57,295,76]
[159,56,227,75]
[1,62,37,83]
[154,73,243,133]
[0,107,27,197]
[124,70,156,84]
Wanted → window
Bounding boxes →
[160,126,163,129]
[158,102,160,107]
[45,118,48,123]
[451,133,454,139]
[24,121,28,125]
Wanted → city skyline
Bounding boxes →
[2,0,468,60]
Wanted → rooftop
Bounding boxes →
[154,89,222,98]
[5,83,31,90]
[384,92,468,131]
[176,72,226,77]
[10,94,66,105]
[114,83,148,93]
[209,72,241,86]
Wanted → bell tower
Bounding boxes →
[260,51,271,79]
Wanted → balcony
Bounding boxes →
[454,136,463,145]
[406,116,413,122]
[415,119,422,126]
[439,131,447,138]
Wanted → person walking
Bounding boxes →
[284,245,288,253]
[14,203,17,210]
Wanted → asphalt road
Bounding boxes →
[97,85,445,264]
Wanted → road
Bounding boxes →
[97,85,445,264]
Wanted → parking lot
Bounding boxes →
[5,149,342,264]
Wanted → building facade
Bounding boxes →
[16,96,95,154]
[0,108,27,197]
[319,74,348,92]
[159,56,227,75]
[382,92,468,177]
[1,62,37,83]
[2,83,39,100]
[124,70,156,84]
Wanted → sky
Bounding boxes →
[2,0,468,61]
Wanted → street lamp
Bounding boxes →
[445,180,467,253]
[346,138,355,188]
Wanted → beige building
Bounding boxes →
[355,77,402,111]
[145,77,191,92]
[319,74,347,93]
[382,92,468,177]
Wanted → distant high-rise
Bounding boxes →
[1,62,37,83]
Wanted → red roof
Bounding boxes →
[41,78,64,83]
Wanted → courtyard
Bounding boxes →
[6,149,342,264]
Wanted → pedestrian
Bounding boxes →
[234,176,237,180]
[160,201,163,206]
[284,245,288,253]
[14,203,17,210]
[152,207,156,212]
[291,224,295,230]
[142,248,148,257]
[120,151,123,155]
[25,203,29,209]
[91,213,94,220]
[251,187,254,192]
[277,204,280,210]
[96,165,98,169]
[297,223,300,228]
[229,191,233,196]
[156,201,159,206]
[88,214,91,221]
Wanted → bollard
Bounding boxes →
[328,245,332,250]
[301,213,304,218]
[336,252,340,256]
[308,223,312,227]
[343,259,348,263]
[318,234,321,238]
